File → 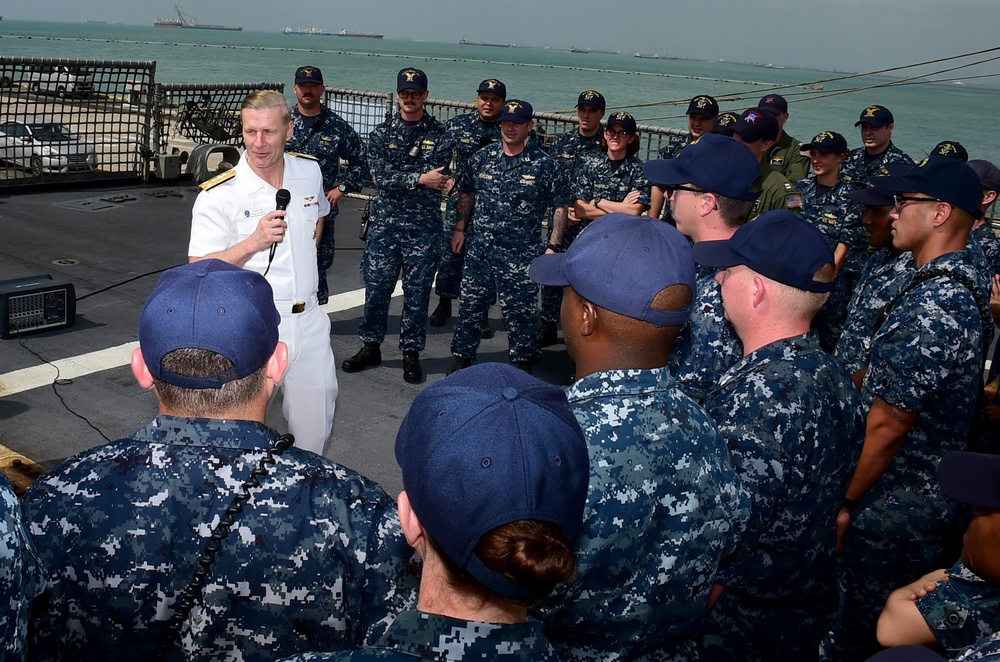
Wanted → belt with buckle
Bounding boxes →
[292,301,306,314]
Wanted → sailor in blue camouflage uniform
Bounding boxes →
[834,171,915,379]
[286,65,369,304]
[530,214,749,660]
[0,472,43,662]
[968,159,1000,272]
[693,211,866,661]
[649,94,719,220]
[877,451,1000,657]
[21,260,418,662]
[643,132,763,402]
[841,105,914,188]
[280,363,590,662]
[342,68,450,383]
[826,158,992,662]
[539,90,606,344]
[448,100,569,374]
[796,131,864,351]
[427,78,505,330]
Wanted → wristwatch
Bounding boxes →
[545,242,565,253]
[337,183,348,193]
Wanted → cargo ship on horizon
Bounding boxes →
[154,5,242,31]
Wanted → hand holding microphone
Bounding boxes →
[263,188,291,276]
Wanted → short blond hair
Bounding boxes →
[241,90,291,125]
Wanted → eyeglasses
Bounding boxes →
[398,90,423,100]
[605,129,629,138]
[667,184,707,195]
[893,194,941,213]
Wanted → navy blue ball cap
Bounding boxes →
[871,156,984,220]
[140,260,280,390]
[686,95,719,118]
[477,78,506,99]
[734,108,779,143]
[855,104,894,127]
[397,67,428,92]
[294,66,324,85]
[500,99,533,124]
[847,163,914,206]
[605,110,637,135]
[693,210,836,293]
[801,131,848,154]
[930,140,968,162]
[758,93,788,115]
[395,363,589,600]
[643,133,762,202]
[970,159,1000,192]
[938,451,1000,509]
[712,111,740,137]
[577,89,606,111]
[530,214,695,327]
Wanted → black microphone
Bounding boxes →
[264,189,292,276]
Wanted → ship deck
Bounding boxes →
[0,181,573,496]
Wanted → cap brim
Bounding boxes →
[937,451,1000,509]
[529,253,570,287]
[855,120,888,127]
[642,159,688,186]
[846,188,895,206]
[688,110,717,118]
[692,239,742,268]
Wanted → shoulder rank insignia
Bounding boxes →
[288,151,319,162]
[199,168,237,191]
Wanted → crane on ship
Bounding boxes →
[173,5,199,27]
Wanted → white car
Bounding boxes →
[0,119,98,175]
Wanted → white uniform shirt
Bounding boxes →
[189,153,330,303]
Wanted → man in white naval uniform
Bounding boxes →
[188,89,337,455]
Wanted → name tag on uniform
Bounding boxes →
[244,208,266,219]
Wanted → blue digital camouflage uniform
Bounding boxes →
[534,367,749,661]
[841,143,914,189]
[435,111,502,300]
[668,273,744,403]
[541,152,652,324]
[796,175,865,351]
[766,131,810,183]
[0,473,44,662]
[361,113,449,351]
[657,133,694,161]
[828,249,990,662]
[21,416,419,662]
[914,561,1000,657]
[955,630,1000,660]
[700,332,866,661]
[834,249,914,376]
[451,141,569,362]
[539,129,604,322]
[970,222,1000,275]
[287,105,368,304]
[277,611,559,661]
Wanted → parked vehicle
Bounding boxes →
[0,118,98,175]
[24,65,94,98]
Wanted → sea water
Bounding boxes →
[2,19,999,162]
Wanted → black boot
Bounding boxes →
[537,320,559,348]
[402,350,423,384]
[448,356,472,375]
[342,342,381,373]
[428,297,452,327]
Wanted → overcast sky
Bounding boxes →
[11,0,1000,77]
